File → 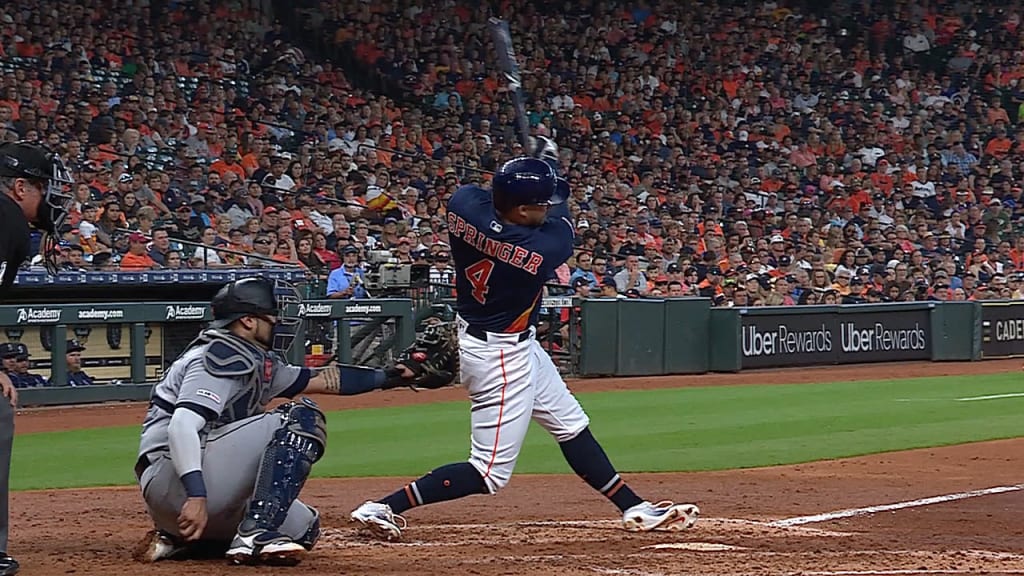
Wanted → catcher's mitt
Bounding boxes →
[383,317,458,390]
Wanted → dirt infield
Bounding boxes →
[11,359,1024,575]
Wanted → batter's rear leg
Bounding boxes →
[528,342,700,532]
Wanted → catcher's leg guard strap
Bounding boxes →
[338,364,386,395]
[239,401,326,534]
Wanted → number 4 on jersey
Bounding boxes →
[465,258,495,305]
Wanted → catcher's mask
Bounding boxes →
[209,277,302,354]
[270,279,302,354]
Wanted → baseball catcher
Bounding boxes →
[133,277,456,566]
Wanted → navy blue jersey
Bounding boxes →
[447,185,574,333]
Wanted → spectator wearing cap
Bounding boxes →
[0,345,19,388]
[326,245,368,300]
[166,198,202,243]
[258,206,281,235]
[697,268,724,298]
[663,263,688,293]
[64,340,94,387]
[120,232,157,270]
[379,217,401,247]
[571,276,592,299]
[393,237,415,264]
[598,276,621,299]
[210,148,246,182]
[63,245,87,272]
[1,344,47,388]
[428,251,454,287]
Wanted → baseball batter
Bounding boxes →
[351,149,699,539]
[133,277,458,566]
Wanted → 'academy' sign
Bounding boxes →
[298,303,333,317]
[16,308,61,324]
[77,308,126,321]
[165,305,207,321]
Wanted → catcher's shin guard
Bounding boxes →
[238,399,326,535]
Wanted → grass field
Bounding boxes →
[14,373,1024,491]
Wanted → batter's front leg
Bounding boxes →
[351,340,537,540]
[528,341,699,532]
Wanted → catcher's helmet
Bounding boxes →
[492,157,569,208]
[0,140,74,234]
[209,277,302,353]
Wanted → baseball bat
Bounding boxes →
[488,17,532,152]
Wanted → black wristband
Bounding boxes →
[181,470,207,498]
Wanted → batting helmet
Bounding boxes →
[492,157,569,208]
[209,277,302,353]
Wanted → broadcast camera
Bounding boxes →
[361,249,429,295]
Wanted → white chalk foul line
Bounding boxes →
[403,517,848,535]
[771,484,1024,527]
[798,571,1024,576]
[956,391,1024,401]
[798,565,1024,569]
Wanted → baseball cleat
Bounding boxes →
[349,500,406,541]
[226,530,306,566]
[225,532,257,565]
[622,500,700,532]
[132,529,187,563]
[0,553,17,576]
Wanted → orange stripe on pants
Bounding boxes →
[482,349,510,480]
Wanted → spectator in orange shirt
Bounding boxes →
[209,147,246,181]
[119,232,157,270]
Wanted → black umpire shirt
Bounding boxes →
[0,194,29,291]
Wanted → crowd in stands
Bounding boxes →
[4,0,1024,306]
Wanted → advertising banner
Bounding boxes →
[981,302,1024,358]
[740,307,932,368]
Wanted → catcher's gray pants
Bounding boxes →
[0,399,12,552]
[136,412,317,541]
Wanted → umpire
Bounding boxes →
[0,140,75,576]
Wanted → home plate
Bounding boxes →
[642,542,745,551]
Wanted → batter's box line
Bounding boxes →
[353,517,853,537]
[770,484,1024,527]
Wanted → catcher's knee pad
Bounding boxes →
[240,400,326,534]
[276,398,328,457]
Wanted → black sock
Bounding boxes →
[559,427,643,512]
[380,462,488,515]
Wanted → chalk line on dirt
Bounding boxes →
[794,565,1024,569]
[797,571,1024,576]
[407,517,851,536]
[770,484,1024,526]
[956,391,1024,401]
